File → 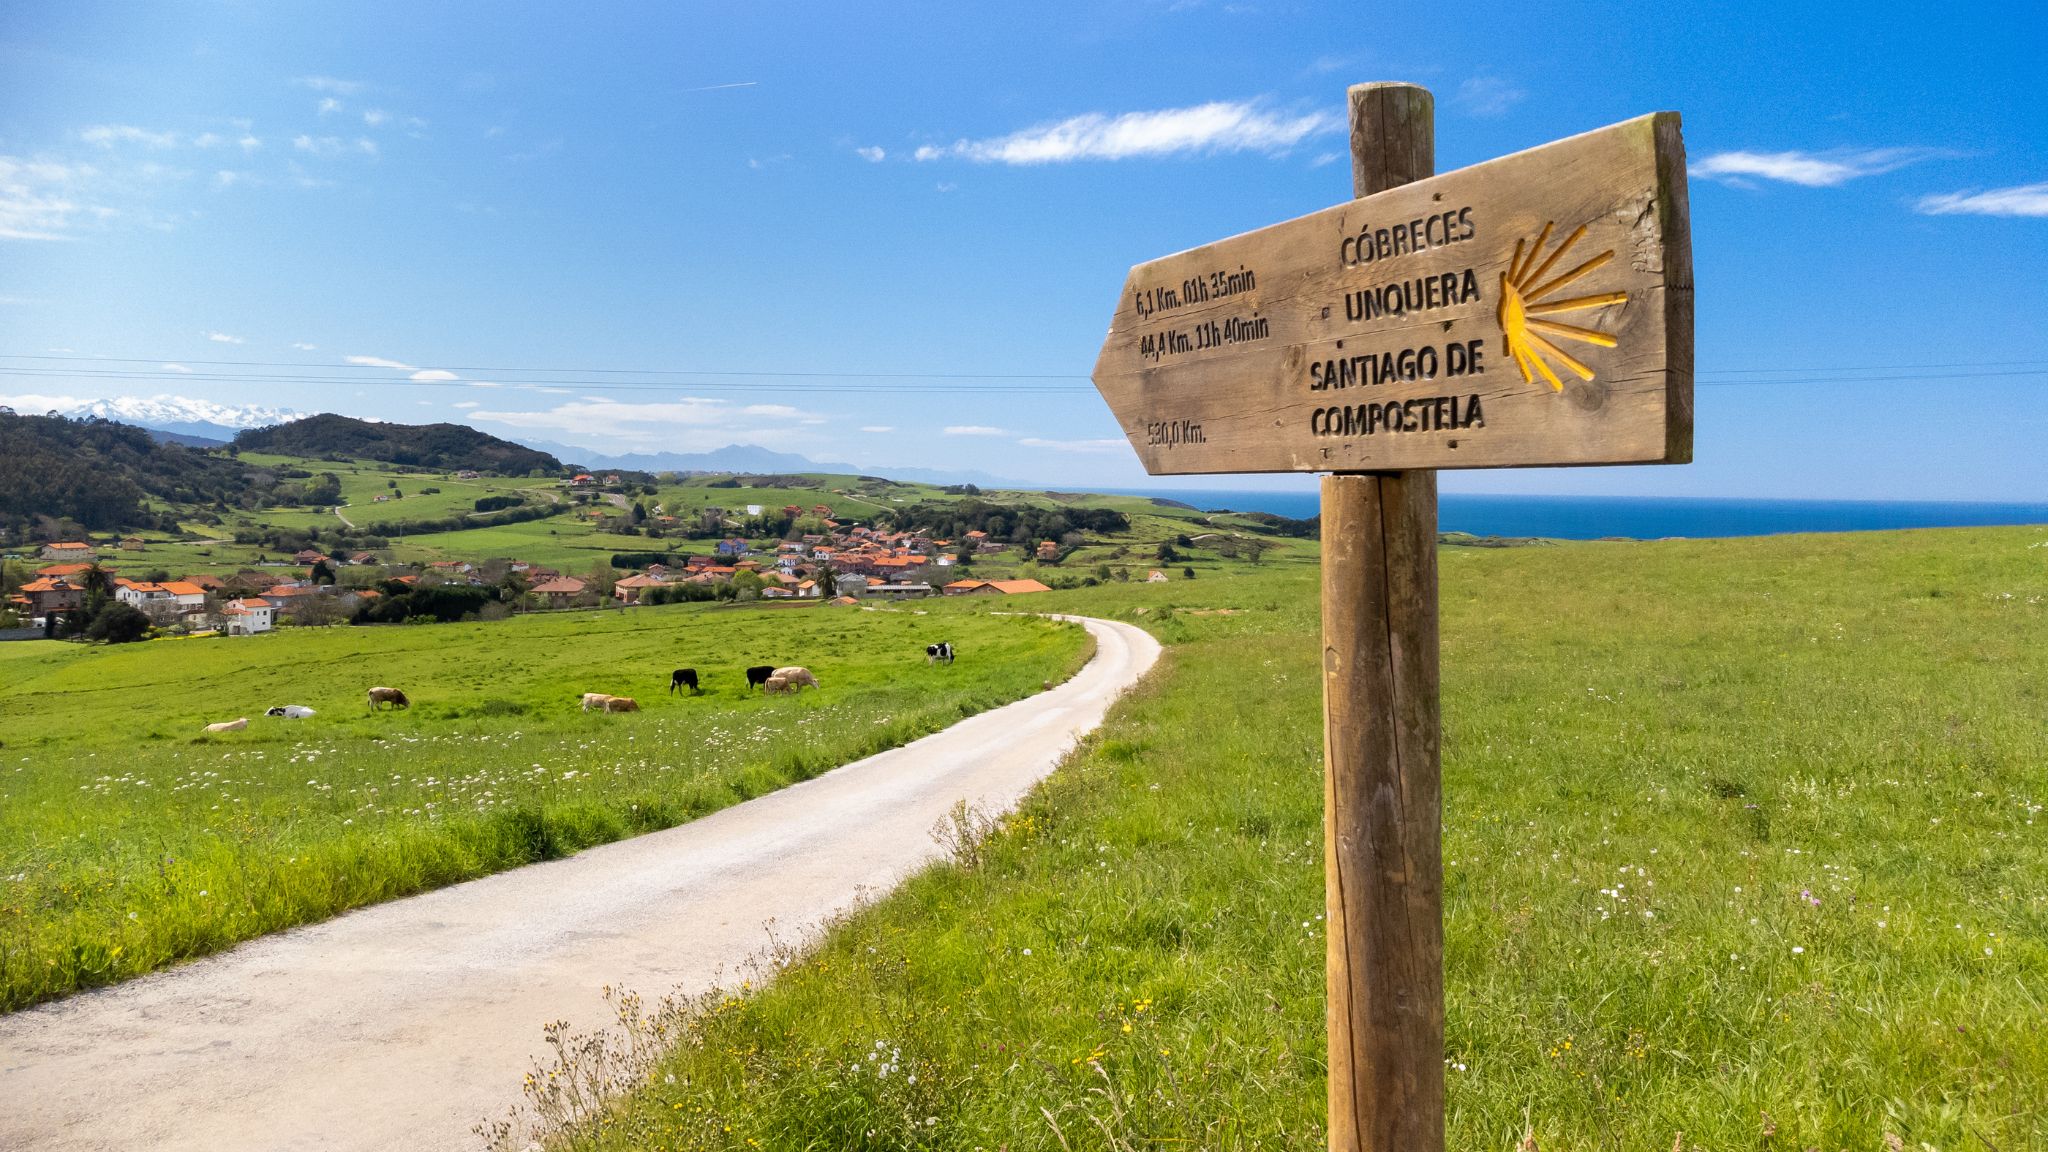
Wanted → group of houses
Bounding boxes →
[8,511,1070,638]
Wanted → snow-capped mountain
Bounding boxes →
[3,393,307,442]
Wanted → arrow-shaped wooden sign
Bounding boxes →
[1092,113,1693,475]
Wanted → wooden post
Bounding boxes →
[1322,82,1443,1152]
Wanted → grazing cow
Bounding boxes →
[764,666,819,694]
[669,668,700,695]
[581,692,616,712]
[367,686,410,711]
[744,664,777,690]
[204,718,249,733]
[925,642,954,665]
[265,705,316,719]
[602,695,639,713]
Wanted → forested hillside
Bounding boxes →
[234,414,560,475]
[0,412,244,535]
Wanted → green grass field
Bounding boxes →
[566,525,2047,1151]
[0,602,1092,1011]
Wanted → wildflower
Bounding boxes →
[1791,946,1804,955]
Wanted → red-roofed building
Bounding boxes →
[35,562,97,580]
[18,577,84,616]
[530,576,587,607]
[221,597,276,635]
[612,573,666,605]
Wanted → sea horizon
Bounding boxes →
[1083,489,2048,541]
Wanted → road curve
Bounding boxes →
[0,616,1159,1152]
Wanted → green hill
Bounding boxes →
[0,411,247,534]
[234,414,561,475]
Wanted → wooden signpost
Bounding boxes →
[1091,84,1693,1152]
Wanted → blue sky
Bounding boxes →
[1,2,2043,499]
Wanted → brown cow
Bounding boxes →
[602,695,639,713]
[367,686,410,710]
[763,666,819,694]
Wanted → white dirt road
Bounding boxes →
[0,615,1160,1152]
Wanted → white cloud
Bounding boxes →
[318,98,342,116]
[356,138,378,156]
[290,342,317,350]
[855,146,886,163]
[161,362,194,373]
[1915,181,2048,218]
[0,156,94,241]
[213,170,244,188]
[1018,436,1128,453]
[918,100,1338,165]
[345,354,415,369]
[293,135,348,157]
[203,330,243,344]
[82,125,178,149]
[1453,76,1525,119]
[467,380,503,387]
[451,401,480,409]
[410,369,459,382]
[1690,147,1936,188]
[297,76,363,96]
[944,425,1008,436]
[238,135,262,153]
[471,397,825,448]
[192,132,224,149]
[362,109,389,127]
[860,425,894,433]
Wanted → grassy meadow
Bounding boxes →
[0,602,1091,1011]
[561,525,2047,1151]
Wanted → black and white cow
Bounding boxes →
[745,664,777,690]
[670,668,700,695]
[925,641,954,665]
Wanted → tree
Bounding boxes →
[309,559,337,585]
[816,566,838,597]
[85,601,150,644]
[1156,541,1180,563]
[1182,566,1196,580]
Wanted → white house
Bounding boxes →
[221,597,277,636]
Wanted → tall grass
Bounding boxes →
[0,602,1090,1011]
[571,525,2048,1150]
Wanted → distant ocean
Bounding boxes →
[1094,489,2048,541]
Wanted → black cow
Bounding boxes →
[926,642,954,665]
[745,664,777,690]
[670,668,700,695]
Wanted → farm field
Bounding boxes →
[0,601,1092,1011]
[572,524,2048,1151]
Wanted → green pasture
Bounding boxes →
[0,602,1092,1011]
[572,524,2048,1151]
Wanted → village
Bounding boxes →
[0,506,1095,639]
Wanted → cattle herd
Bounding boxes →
[198,643,957,733]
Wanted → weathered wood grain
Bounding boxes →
[1321,82,1445,1152]
[1092,111,1693,475]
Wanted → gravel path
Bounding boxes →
[0,616,1159,1151]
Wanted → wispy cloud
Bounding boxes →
[193,133,224,149]
[0,156,96,241]
[317,98,342,116]
[238,135,263,153]
[855,146,887,163]
[82,125,179,149]
[1690,147,1938,188]
[410,369,459,382]
[345,354,414,370]
[1018,436,1128,453]
[917,99,1339,164]
[1915,181,2048,218]
[472,397,823,449]
[161,363,194,373]
[451,400,480,409]
[362,109,388,127]
[297,76,363,96]
[1454,76,1525,119]
[290,341,317,350]
[203,330,243,344]
[944,425,1008,436]
[860,425,894,433]
[682,81,757,93]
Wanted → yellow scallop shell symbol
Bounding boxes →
[1497,222,1628,392]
